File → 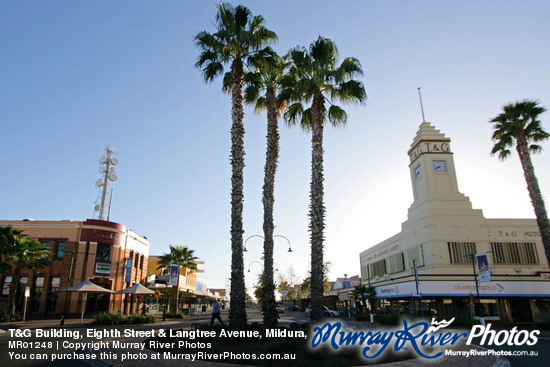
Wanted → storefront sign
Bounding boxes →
[80,228,123,246]
[95,262,111,274]
[375,280,550,297]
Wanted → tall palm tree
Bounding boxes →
[244,48,287,328]
[6,235,51,316]
[195,3,276,330]
[157,245,198,312]
[489,99,550,266]
[282,36,366,321]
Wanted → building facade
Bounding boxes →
[147,256,219,313]
[0,219,149,317]
[359,122,550,323]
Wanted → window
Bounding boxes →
[55,241,66,260]
[41,240,50,257]
[96,243,110,261]
[448,242,476,264]
[46,277,60,313]
[407,246,424,268]
[140,255,144,270]
[134,253,139,268]
[372,259,386,277]
[491,242,539,264]
[30,277,44,313]
[2,276,12,296]
[389,253,405,273]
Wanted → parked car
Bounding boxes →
[305,306,340,317]
[288,305,303,312]
[276,304,285,314]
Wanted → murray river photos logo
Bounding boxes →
[310,318,540,360]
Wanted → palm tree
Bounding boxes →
[195,3,277,330]
[0,226,24,273]
[489,99,550,266]
[244,48,288,328]
[282,36,366,321]
[157,245,198,312]
[6,235,51,315]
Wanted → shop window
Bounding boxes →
[30,277,44,313]
[46,277,60,313]
[16,277,28,310]
[491,242,539,264]
[448,242,476,264]
[55,241,66,260]
[2,276,12,296]
[96,243,110,261]
[372,259,386,277]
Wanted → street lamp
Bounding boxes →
[243,234,293,253]
[247,261,264,273]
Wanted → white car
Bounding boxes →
[305,306,340,317]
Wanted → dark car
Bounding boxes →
[288,305,303,312]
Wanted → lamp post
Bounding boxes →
[243,234,293,253]
[60,251,76,326]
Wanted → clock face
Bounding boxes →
[432,160,447,172]
[415,165,422,179]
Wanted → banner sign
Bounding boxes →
[169,264,179,286]
[125,257,132,283]
[476,253,491,283]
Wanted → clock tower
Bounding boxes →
[407,122,473,216]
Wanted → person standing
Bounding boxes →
[210,299,224,326]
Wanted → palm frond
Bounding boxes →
[327,105,348,126]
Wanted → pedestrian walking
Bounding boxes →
[210,299,224,326]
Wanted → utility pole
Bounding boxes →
[60,251,75,326]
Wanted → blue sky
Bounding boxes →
[1,1,549,290]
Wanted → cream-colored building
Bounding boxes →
[360,122,550,323]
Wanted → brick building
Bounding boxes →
[0,219,149,318]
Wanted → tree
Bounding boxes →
[277,281,292,301]
[489,99,550,266]
[282,37,366,320]
[157,245,198,312]
[0,226,23,274]
[195,2,277,330]
[351,285,376,314]
[5,235,50,315]
[244,48,288,328]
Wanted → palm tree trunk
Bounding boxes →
[8,265,21,316]
[229,59,247,330]
[262,87,279,328]
[309,95,326,322]
[516,134,550,267]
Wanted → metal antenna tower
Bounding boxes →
[93,145,118,220]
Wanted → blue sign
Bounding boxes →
[125,257,132,283]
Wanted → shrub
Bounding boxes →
[0,309,21,323]
[165,311,184,319]
[379,314,400,326]
[92,312,156,325]
[450,315,476,328]
[125,314,156,324]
